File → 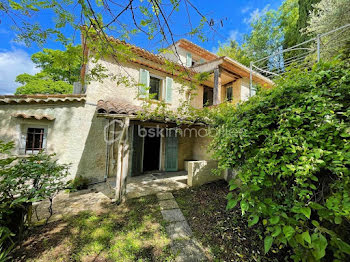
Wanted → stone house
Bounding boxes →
[0,35,273,200]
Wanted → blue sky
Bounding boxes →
[0,0,282,94]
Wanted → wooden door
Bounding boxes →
[165,129,178,171]
[132,125,143,176]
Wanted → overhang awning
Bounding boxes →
[96,99,207,126]
[97,100,143,116]
[0,94,86,104]
[192,56,274,88]
[13,113,55,121]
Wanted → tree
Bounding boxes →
[216,40,251,66]
[241,9,284,71]
[14,45,82,94]
[279,0,299,51]
[296,0,321,42]
[31,45,82,84]
[15,73,73,94]
[306,0,350,35]
[0,0,214,57]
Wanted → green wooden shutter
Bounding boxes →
[165,77,173,103]
[165,129,178,171]
[139,69,149,98]
[199,58,205,64]
[132,125,143,176]
[186,53,192,67]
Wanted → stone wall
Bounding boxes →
[0,102,108,182]
[240,77,250,101]
[187,160,223,187]
[85,56,203,110]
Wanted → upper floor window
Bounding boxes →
[149,76,161,100]
[25,127,45,154]
[139,69,173,103]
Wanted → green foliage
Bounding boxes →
[31,45,82,84]
[68,176,90,191]
[217,40,251,66]
[0,141,69,259]
[15,73,73,94]
[210,59,350,261]
[279,0,299,54]
[297,0,321,42]
[15,45,82,94]
[244,10,283,65]
[217,5,285,67]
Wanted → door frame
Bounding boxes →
[140,126,162,173]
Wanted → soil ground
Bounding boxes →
[173,180,292,262]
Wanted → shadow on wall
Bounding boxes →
[75,112,108,184]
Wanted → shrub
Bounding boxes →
[68,175,90,191]
[210,59,350,261]
[0,141,69,260]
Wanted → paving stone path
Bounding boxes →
[156,192,208,262]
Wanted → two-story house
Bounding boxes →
[0,32,273,200]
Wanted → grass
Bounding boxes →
[173,181,292,262]
[13,196,173,262]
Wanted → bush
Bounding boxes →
[68,175,90,191]
[0,141,69,260]
[210,59,350,261]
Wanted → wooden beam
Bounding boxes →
[220,67,242,80]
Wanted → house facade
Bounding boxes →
[0,35,273,200]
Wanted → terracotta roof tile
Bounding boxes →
[13,113,55,121]
[0,94,86,104]
[97,100,143,116]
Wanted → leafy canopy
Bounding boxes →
[31,45,82,84]
[15,73,73,94]
[217,40,251,67]
[210,59,350,261]
[14,45,82,94]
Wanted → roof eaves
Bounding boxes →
[0,94,86,104]
[223,57,274,86]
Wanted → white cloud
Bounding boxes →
[211,30,242,55]
[243,5,270,25]
[0,49,39,94]
[228,30,239,42]
[241,6,251,14]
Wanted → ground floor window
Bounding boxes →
[25,127,45,154]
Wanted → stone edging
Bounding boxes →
[157,192,208,262]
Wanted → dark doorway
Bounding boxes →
[143,128,161,172]
[203,86,213,107]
